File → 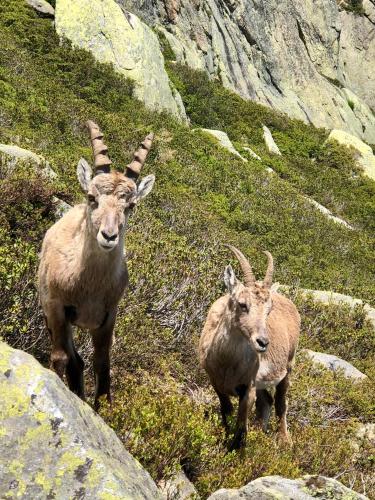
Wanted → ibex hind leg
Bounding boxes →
[275,373,292,445]
[66,344,85,400]
[255,389,273,432]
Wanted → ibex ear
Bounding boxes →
[224,265,237,294]
[77,158,93,193]
[134,174,155,203]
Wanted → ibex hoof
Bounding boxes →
[277,431,292,446]
[228,431,246,451]
[50,351,68,379]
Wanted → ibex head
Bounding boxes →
[224,245,276,353]
[77,121,155,252]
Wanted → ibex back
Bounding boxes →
[38,121,155,408]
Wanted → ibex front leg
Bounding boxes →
[45,300,85,399]
[230,383,256,450]
[91,309,116,410]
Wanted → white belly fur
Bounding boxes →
[255,359,287,390]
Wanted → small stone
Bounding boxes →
[294,289,375,331]
[305,197,354,230]
[159,471,199,499]
[207,474,368,499]
[26,0,55,17]
[262,126,281,155]
[53,197,72,219]
[198,129,247,161]
[0,144,57,180]
[243,147,262,161]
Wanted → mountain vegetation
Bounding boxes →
[0,1,374,497]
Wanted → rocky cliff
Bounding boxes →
[55,0,187,119]
[118,0,375,142]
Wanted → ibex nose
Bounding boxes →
[255,337,269,352]
[101,230,118,242]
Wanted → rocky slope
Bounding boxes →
[1,1,374,497]
[118,0,375,142]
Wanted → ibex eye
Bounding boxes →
[87,194,97,204]
[239,303,248,312]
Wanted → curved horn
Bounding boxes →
[263,251,274,288]
[226,245,256,287]
[86,120,112,174]
[126,133,154,179]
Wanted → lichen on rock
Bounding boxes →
[55,0,186,119]
[0,341,162,499]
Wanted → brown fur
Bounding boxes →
[199,249,300,449]
[38,128,155,408]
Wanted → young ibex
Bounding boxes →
[38,121,155,408]
[199,246,300,449]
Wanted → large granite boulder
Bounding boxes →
[55,0,186,119]
[207,475,368,499]
[327,129,375,181]
[0,341,163,499]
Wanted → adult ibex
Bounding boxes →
[199,246,300,449]
[38,121,155,408]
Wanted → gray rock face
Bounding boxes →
[119,0,375,142]
[207,474,368,499]
[0,341,163,499]
[302,349,367,381]
[26,0,55,17]
[55,0,186,119]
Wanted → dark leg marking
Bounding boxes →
[255,389,274,432]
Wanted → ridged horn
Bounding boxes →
[126,133,154,179]
[263,251,274,288]
[86,120,112,174]
[226,245,256,287]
